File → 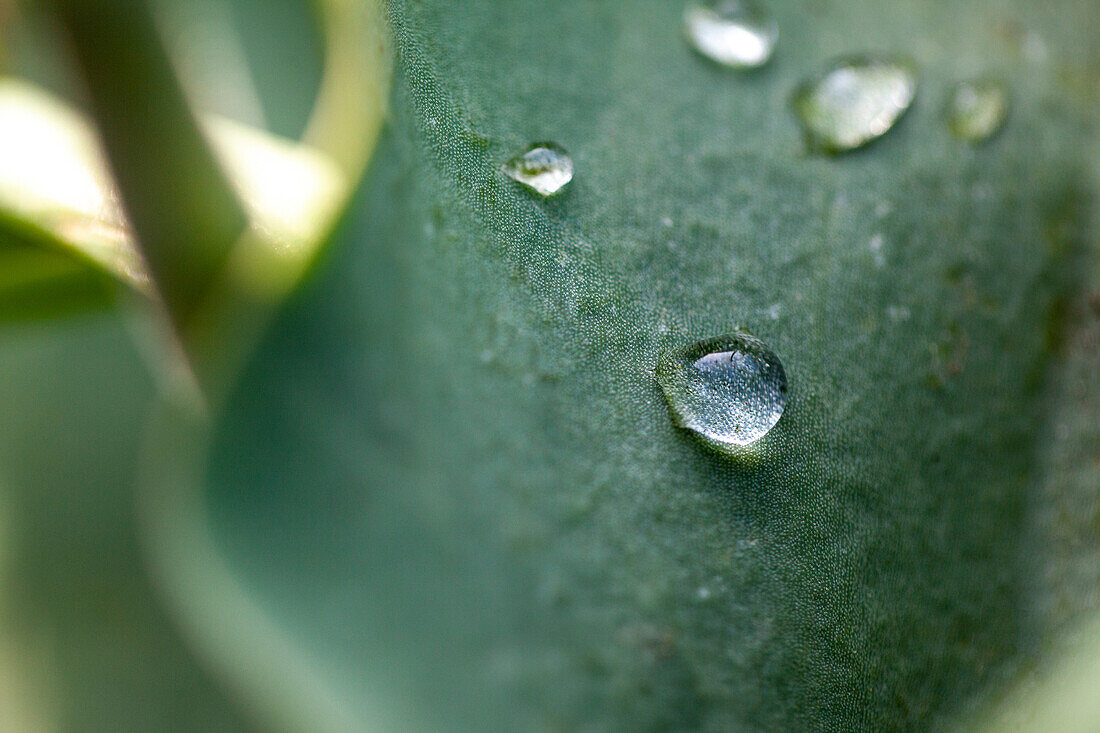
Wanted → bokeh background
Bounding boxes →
[0,1,320,728]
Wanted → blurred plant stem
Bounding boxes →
[50,0,249,333]
[304,0,389,179]
[33,0,389,408]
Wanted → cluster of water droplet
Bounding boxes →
[500,0,1011,199]
[676,0,1009,153]
[491,1,1014,448]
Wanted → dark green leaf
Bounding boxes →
[149,0,1100,730]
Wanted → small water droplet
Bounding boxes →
[683,0,778,69]
[501,143,574,196]
[792,56,917,153]
[886,305,911,322]
[1022,31,1048,64]
[869,233,886,267]
[657,331,787,447]
[946,80,1009,143]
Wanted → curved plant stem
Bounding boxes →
[304,0,391,182]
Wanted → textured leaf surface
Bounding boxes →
[186,0,1098,730]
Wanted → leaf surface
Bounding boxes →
[180,1,1100,729]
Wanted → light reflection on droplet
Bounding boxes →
[946,79,1009,143]
[683,0,778,69]
[792,56,917,153]
[501,142,574,196]
[657,331,787,448]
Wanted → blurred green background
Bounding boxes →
[0,1,320,729]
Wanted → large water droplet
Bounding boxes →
[792,56,917,153]
[683,0,778,69]
[946,80,1008,143]
[657,332,787,447]
[501,143,574,196]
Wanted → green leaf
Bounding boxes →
[0,243,117,323]
[143,0,1100,731]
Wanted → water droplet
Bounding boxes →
[886,305,911,322]
[869,233,886,267]
[501,143,573,196]
[657,331,787,447]
[946,80,1009,143]
[1022,31,1048,64]
[683,0,778,69]
[792,56,917,153]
